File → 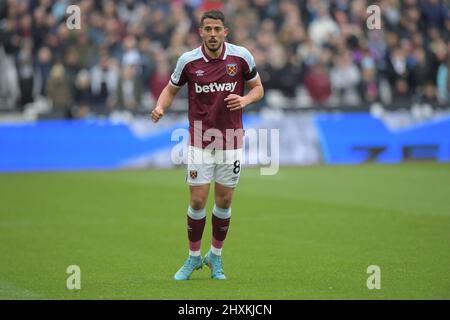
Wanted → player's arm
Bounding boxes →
[150,83,180,123]
[225,75,264,111]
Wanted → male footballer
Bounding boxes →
[151,10,264,280]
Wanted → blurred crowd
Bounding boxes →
[1,0,450,119]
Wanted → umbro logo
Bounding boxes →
[195,70,205,76]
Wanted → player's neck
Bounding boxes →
[203,42,224,60]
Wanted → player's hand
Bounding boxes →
[151,106,164,123]
[225,94,248,111]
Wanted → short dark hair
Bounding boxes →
[200,10,225,27]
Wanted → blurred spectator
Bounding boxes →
[265,44,301,98]
[149,50,171,100]
[304,62,332,105]
[32,5,49,50]
[139,37,156,86]
[35,46,53,96]
[148,8,173,49]
[90,53,119,114]
[103,17,124,61]
[408,47,429,96]
[118,0,146,26]
[421,81,439,105]
[64,49,81,93]
[0,46,20,110]
[117,65,142,112]
[200,0,224,12]
[360,49,380,103]
[88,10,106,45]
[381,0,401,30]
[437,43,450,105]
[420,0,448,30]
[46,64,74,118]
[16,39,35,110]
[392,79,412,107]
[308,3,340,47]
[74,31,97,69]
[297,36,322,67]
[330,51,361,106]
[386,46,411,106]
[74,69,93,118]
[52,0,70,23]
[122,36,141,67]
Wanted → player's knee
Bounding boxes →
[190,197,207,210]
[215,194,232,209]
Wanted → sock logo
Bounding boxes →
[195,82,237,93]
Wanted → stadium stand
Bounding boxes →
[0,0,449,119]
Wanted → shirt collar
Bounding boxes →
[201,42,227,62]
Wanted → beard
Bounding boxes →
[206,40,221,52]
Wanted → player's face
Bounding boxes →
[199,18,228,52]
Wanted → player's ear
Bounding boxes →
[223,27,229,37]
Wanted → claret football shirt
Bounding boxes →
[170,42,258,149]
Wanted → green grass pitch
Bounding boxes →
[1,163,449,299]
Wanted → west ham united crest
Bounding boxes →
[226,63,238,76]
[189,170,198,179]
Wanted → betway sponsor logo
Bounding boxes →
[195,82,237,93]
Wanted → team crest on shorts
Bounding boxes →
[226,63,238,76]
[189,170,198,179]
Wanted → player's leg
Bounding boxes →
[203,182,234,280]
[211,148,241,254]
[174,184,211,281]
[174,146,214,280]
[186,146,215,256]
[187,184,210,257]
[203,148,241,279]
[211,182,233,255]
